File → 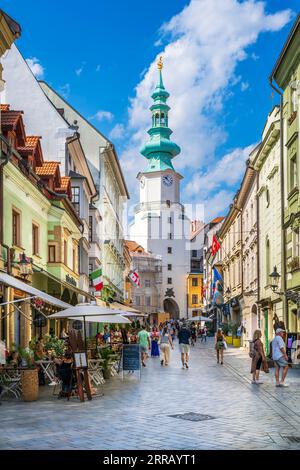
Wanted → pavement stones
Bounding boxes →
[1,338,300,450]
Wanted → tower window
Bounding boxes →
[155,113,159,126]
[168,247,172,254]
[168,264,172,271]
[167,278,172,285]
[161,112,165,125]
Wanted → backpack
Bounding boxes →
[249,340,256,358]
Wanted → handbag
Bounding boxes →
[223,340,227,350]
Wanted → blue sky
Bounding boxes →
[3,0,299,221]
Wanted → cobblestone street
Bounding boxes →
[1,338,300,450]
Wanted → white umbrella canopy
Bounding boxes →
[48,304,126,319]
[186,316,213,322]
[69,315,130,324]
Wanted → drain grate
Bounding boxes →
[169,412,216,422]
[282,436,300,444]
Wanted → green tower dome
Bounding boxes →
[140,57,181,172]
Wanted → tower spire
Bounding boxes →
[140,59,181,173]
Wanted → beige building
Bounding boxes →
[253,106,283,355]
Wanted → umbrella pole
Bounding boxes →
[84,316,87,351]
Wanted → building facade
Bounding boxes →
[130,60,190,318]
[271,14,300,335]
[39,81,129,301]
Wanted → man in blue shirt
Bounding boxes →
[178,322,191,369]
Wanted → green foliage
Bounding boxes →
[101,286,116,302]
[14,345,35,369]
[43,335,66,357]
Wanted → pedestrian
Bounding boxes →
[272,328,289,387]
[178,322,191,369]
[215,328,226,365]
[159,326,174,366]
[151,326,160,357]
[190,322,197,346]
[137,326,151,367]
[201,325,208,343]
[250,329,269,384]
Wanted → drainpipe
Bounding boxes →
[269,79,288,329]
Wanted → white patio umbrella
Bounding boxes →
[48,304,131,347]
[186,316,213,322]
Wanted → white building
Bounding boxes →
[130,61,190,318]
[39,82,129,301]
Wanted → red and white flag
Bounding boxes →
[129,270,140,287]
[211,234,221,257]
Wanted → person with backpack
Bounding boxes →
[272,328,289,387]
[250,329,268,384]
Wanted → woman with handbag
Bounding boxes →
[215,328,226,365]
[250,329,269,384]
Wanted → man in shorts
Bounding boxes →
[137,326,151,367]
[272,328,289,387]
[178,322,191,369]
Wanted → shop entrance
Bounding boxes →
[163,298,180,319]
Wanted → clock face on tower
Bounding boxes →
[163,174,173,187]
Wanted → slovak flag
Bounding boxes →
[129,270,140,287]
[211,234,221,256]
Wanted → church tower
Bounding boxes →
[130,58,190,318]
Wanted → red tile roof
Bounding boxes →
[210,216,225,225]
[1,110,24,129]
[124,240,145,253]
[17,136,41,152]
[0,104,10,111]
[36,162,60,176]
[59,177,70,191]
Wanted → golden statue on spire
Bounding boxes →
[157,56,163,70]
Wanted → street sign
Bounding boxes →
[122,344,141,379]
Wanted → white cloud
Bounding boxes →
[251,52,259,61]
[75,67,83,76]
[90,110,114,122]
[109,123,126,140]
[241,81,250,91]
[120,0,292,207]
[26,57,45,79]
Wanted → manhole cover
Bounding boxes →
[169,412,215,422]
[282,436,300,444]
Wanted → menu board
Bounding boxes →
[122,344,140,371]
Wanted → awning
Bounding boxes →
[110,301,141,313]
[0,271,70,309]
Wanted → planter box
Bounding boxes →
[225,335,232,345]
[21,369,39,401]
[232,338,241,348]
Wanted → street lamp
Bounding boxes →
[19,253,32,280]
[269,266,280,293]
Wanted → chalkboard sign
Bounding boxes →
[122,344,140,371]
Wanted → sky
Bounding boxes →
[2,0,299,222]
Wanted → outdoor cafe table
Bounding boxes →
[35,360,56,383]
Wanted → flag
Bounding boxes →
[129,270,140,287]
[213,267,223,285]
[211,234,221,256]
[211,267,223,301]
[90,268,103,292]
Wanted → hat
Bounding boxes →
[276,328,285,334]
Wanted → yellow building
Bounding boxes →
[187,273,204,317]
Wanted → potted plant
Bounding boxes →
[231,323,241,348]
[222,322,233,344]
[17,346,39,401]
[288,256,300,272]
[99,347,115,379]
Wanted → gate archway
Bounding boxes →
[163,298,180,320]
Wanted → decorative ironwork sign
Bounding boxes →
[33,313,47,328]
[165,288,175,298]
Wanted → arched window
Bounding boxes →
[266,237,270,285]
[155,113,159,126]
[160,112,165,125]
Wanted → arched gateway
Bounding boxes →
[163,298,180,320]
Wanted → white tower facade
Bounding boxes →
[130,59,190,318]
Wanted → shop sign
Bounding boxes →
[66,274,77,287]
[72,320,83,330]
[122,344,140,371]
[33,313,47,327]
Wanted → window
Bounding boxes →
[290,155,297,191]
[167,277,172,284]
[135,296,141,306]
[293,229,300,258]
[12,209,21,246]
[266,237,270,285]
[168,264,172,271]
[72,248,76,273]
[71,187,80,216]
[192,250,197,258]
[89,263,93,286]
[48,245,56,263]
[145,296,151,307]
[168,217,172,224]
[167,247,172,254]
[89,216,93,242]
[168,233,173,240]
[192,294,198,305]
[192,278,198,287]
[64,240,68,266]
[145,280,151,288]
[32,223,39,255]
